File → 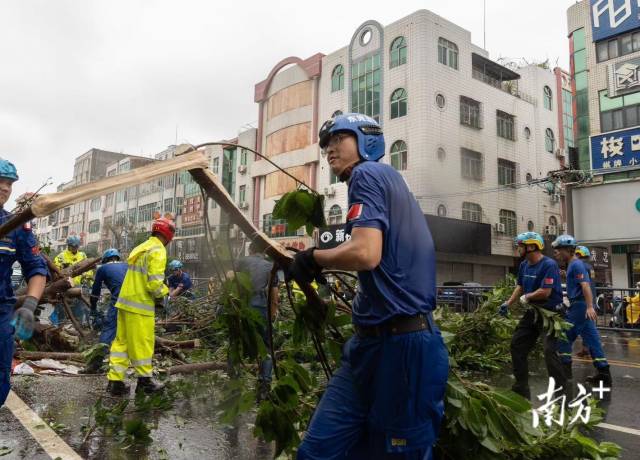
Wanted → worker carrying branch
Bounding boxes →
[106,217,174,396]
[0,159,47,407]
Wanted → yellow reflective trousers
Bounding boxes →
[107,310,155,381]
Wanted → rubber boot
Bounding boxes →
[586,365,612,388]
[561,363,574,401]
[135,377,165,395]
[107,380,129,396]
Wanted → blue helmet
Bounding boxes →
[575,246,591,258]
[552,234,577,249]
[0,159,18,182]
[318,113,385,161]
[66,235,81,247]
[168,260,183,271]
[102,248,120,263]
[514,232,544,251]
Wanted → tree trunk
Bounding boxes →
[14,351,84,362]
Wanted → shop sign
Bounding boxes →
[590,126,640,171]
[591,0,640,42]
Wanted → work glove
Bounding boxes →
[555,303,568,316]
[519,294,529,305]
[286,248,325,285]
[498,302,509,317]
[11,296,39,340]
[154,297,167,310]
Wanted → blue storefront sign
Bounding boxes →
[590,126,640,172]
[591,0,640,42]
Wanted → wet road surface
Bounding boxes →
[1,330,639,459]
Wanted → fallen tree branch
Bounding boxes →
[164,362,226,375]
[155,337,201,349]
[14,351,84,362]
[62,297,87,339]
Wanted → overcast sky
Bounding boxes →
[0,0,576,207]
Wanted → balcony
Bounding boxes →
[471,53,536,105]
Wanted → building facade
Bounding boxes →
[567,0,640,287]
[251,10,565,284]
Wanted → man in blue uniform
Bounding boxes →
[289,113,449,459]
[167,260,194,300]
[553,237,611,388]
[0,159,47,406]
[499,232,566,399]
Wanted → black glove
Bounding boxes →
[287,248,324,285]
[12,296,39,340]
[154,297,167,310]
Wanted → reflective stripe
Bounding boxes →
[109,364,128,372]
[137,371,153,377]
[0,246,16,252]
[148,274,165,281]
[110,352,129,359]
[131,358,152,366]
[147,247,163,255]
[116,297,155,312]
[151,287,165,297]
[594,358,607,361]
[128,265,147,275]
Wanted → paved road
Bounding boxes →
[1,329,639,459]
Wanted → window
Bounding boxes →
[240,148,248,166]
[438,37,458,69]
[351,54,381,121]
[127,208,137,226]
[390,36,407,68]
[331,64,344,92]
[213,157,219,175]
[61,227,68,239]
[500,209,517,236]
[175,197,184,216]
[545,128,555,153]
[116,189,127,204]
[437,147,446,161]
[138,203,159,223]
[596,30,640,62]
[524,126,531,139]
[90,198,101,212]
[328,205,342,225]
[115,211,125,226]
[390,140,407,171]
[527,220,535,231]
[436,93,446,109]
[549,216,558,228]
[437,204,447,217]
[498,159,516,186]
[390,88,408,119]
[263,213,297,238]
[460,96,482,128]
[88,220,100,234]
[164,198,173,214]
[330,170,340,184]
[526,172,533,182]
[496,110,515,140]
[461,148,483,180]
[462,202,482,222]
[239,185,247,203]
[543,86,553,111]
[599,90,640,132]
[562,88,575,148]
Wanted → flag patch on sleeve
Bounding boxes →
[576,273,584,280]
[544,277,554,284]
[347,203,363,222]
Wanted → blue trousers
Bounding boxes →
[558,301,608,368]
[297,319,449,460]
[99,304,118,346]
[1,306,15,407]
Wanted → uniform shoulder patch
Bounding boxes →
[23,222,32,231]
[32,245,41,255]
[347,203,363,222]
[544,277,554,284]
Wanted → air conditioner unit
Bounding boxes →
[238,201,249,210]
[229,227,238,238]
[545,225,558,236]
[555,149,565,160]
[237,165,247,174]
[296,227,306,237]
[323,186,336,197]
[550,194,560,204]
[494,222,506,233]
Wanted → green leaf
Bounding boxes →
[490,389,531,413]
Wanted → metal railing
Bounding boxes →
[436,285,494,313]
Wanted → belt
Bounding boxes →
[354,314,431,338]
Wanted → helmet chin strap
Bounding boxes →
[339,160,362,182]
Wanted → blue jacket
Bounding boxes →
[90,261,128,309]
[0,209,48,307]
[167,271,192,292]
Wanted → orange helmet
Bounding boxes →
[151,217,176,243]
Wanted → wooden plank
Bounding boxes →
[264,165,309,198]
[267,80,312,120]
[265,122,311,157]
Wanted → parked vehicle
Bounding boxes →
[437,281,486,312]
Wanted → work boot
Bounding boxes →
[256,381,270,404]
[511,383,531,400]
[135,377,165,395]
[586,365,613,388]
[562,362,573,380]
[107,380,129,396]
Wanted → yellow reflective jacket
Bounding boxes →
[54,249,92,286]
[626,294,640,325]
[115,236,169,317]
